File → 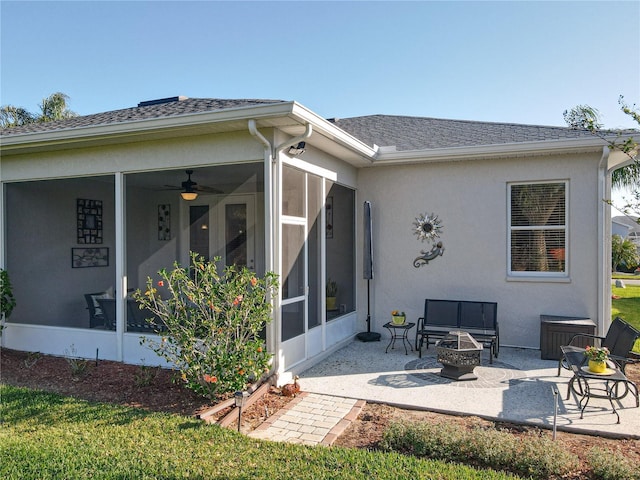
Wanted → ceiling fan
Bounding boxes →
[164,170,222,200]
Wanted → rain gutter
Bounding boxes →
[288,102,377,164]
[0,102,300,152]
[369,136,623,165]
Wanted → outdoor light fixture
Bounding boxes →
[180,170,199,201]
[180,190,198,201]
[288,141,306,156]
[234,390,249,432]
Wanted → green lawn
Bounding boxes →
[611,284,640,352]
[0,385,520,480]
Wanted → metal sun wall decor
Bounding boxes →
[412,212,445,268]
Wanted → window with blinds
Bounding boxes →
[508,182,567,275]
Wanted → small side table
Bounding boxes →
[383,322,415,354]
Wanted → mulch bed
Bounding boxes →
[0,348,293,429]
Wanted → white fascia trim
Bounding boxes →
[289,102,378,161]
[0,102,299,150]
[370,136,622,165]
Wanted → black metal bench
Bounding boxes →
[415,299,499,363]
[97,298,165,333]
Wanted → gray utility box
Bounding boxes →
[540,315,596,360]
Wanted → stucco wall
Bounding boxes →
[356,152,602,349]
[126,187,180,292]
[0,130,265,181]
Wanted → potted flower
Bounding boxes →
[391,310,406,325]
[326,278,338,310]
[584,345,609,373]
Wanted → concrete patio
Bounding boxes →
[298,339,640,438]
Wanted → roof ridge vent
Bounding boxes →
[138,96,189,107]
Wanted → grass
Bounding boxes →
[611,284,640,352]
[0,385,521,480]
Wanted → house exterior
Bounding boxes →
[0,96,633,380]
[612,216,634,239]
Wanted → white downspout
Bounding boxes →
[248,120,278,366]
[598,146,611,337]
[248,120,274,272]
[274,123,313,157]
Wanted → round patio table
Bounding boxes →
[383,322,415,355]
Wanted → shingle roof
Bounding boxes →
[612,215,640,229]
[2,97,628,151]
[331,115,603,150]
[0,97,286,136]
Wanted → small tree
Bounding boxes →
[133,253,278,400]
[611,234,639,272]
[564,97,639,210]
[1,92,77,128]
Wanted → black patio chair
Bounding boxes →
[126,298,165,333]
[558,317,640,375]
[96,298,117,331]
[84,292,108,329]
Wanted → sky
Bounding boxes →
[1,0,639,131]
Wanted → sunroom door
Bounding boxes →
[280,165,307,368]
[188,194,256,270]
[280,165,325,369]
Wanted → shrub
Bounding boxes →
[381,420,578,479]
[0,268,17,334]
[612,234,639,272]
[133,252,278,399]
[64,344,88,377]
[588,448,640,480]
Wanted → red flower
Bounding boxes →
[157,280,164,287]
[250,277,258,287]
[233,295,243,306]
[203,374,217,383]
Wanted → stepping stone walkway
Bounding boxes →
[248,392,365,446]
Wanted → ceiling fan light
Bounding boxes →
[180,191,198,201]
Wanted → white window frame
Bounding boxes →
[507,180,569,280]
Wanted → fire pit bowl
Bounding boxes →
[436,331,483,381]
